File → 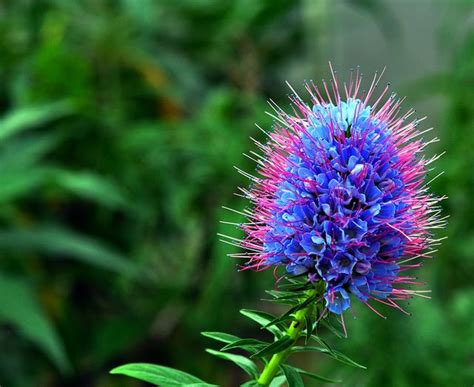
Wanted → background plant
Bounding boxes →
[0,1,472,386]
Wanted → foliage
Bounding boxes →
[0,1,472,386]
[111,278,362,386]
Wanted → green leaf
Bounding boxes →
[110,363,216,386]
[305,314,314,344]
[277,280,313,292]
[0,167,50,203]
[221,338,267,353]
[0,133,60,173]
[291,346,367,369]
[0,227,138,275]
[50,169,130,210]
[251,335,294,358]
[280,364,304,387]
[269,375,287,387]
[295,368,341,383]
[291,345,327,353]
[264,290,300,305]
[205,349,259,379]
[0,273,70,373]
[310,334,334,353]
[0,102,72,143]
[201,331,241,344]
[263,295,317,329]
[240,381,259,387]
[265,290,298,299]
[321,318,346,339]
[240,309,284,337]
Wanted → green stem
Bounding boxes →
[257,289,317,386]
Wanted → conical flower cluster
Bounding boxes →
[230,67,445,315]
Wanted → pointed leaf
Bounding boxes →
[263,295,316,329]
[305,314,314,344]
[277,280,313,292]
[0,102,72,143]
[264,290,300,305]
[0,168,50,203]
[0,273,70,373]
[296,368,342,383]
[202,331,241,344]
[110,363,216,385]
[240,381,259,387]
[321,318,346,339]
[280,364,304,387]
[251,335,294,358]
[0,227,137,275]
[269,375,287,387]
[291,346,366,369]
[50,169,130,210]
[0,133,60,172]
[221,338,267,352]
[326,349,367,369]
[205,349,259,379]
[240,309,284,337]
[311,334,334,353]
[291,345,327,353]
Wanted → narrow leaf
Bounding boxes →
[263,295,316,329]
[221,338,267,352]
[50,169,130,210]
[240,309,284,337]
[305,314,314,344]
[277,280,313,292]
[0,102,72,142]
[251,335,294,358]
[205,349,259,379]
[0,168,50,203]
[291,346,367,369]
[311,334,334,353]
[280,364,304,387]
[0,273,70,373]
[321,318,345,339]
[201,331,241,344]
[269,375,287,387]
[240,381,259,387]
[296,368,342,383]
[0,133,60,172]
[0,227,137,275]
[110,363,215,385]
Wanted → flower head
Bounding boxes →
[231,66,445,315]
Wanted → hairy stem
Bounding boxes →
[257,289,317,386]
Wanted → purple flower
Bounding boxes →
[235,66,445,315]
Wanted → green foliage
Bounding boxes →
[205,349,260,380]
[0,1,471,386]
[0,227,137,274]
[280,365,304,387]
[0,273,70,373]
[0,102,72,142]
[113,281,361,386]
[110,363,217,386]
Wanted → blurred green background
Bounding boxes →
[0,1,472,386]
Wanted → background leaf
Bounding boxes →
[0,227,137,275]
[0,102,72,142]
[0,273,70,373]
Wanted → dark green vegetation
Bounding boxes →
[0,1,472,386]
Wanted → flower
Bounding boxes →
[231,66,445,315]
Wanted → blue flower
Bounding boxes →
[238,69,444,315]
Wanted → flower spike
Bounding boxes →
[232,66,445,315]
